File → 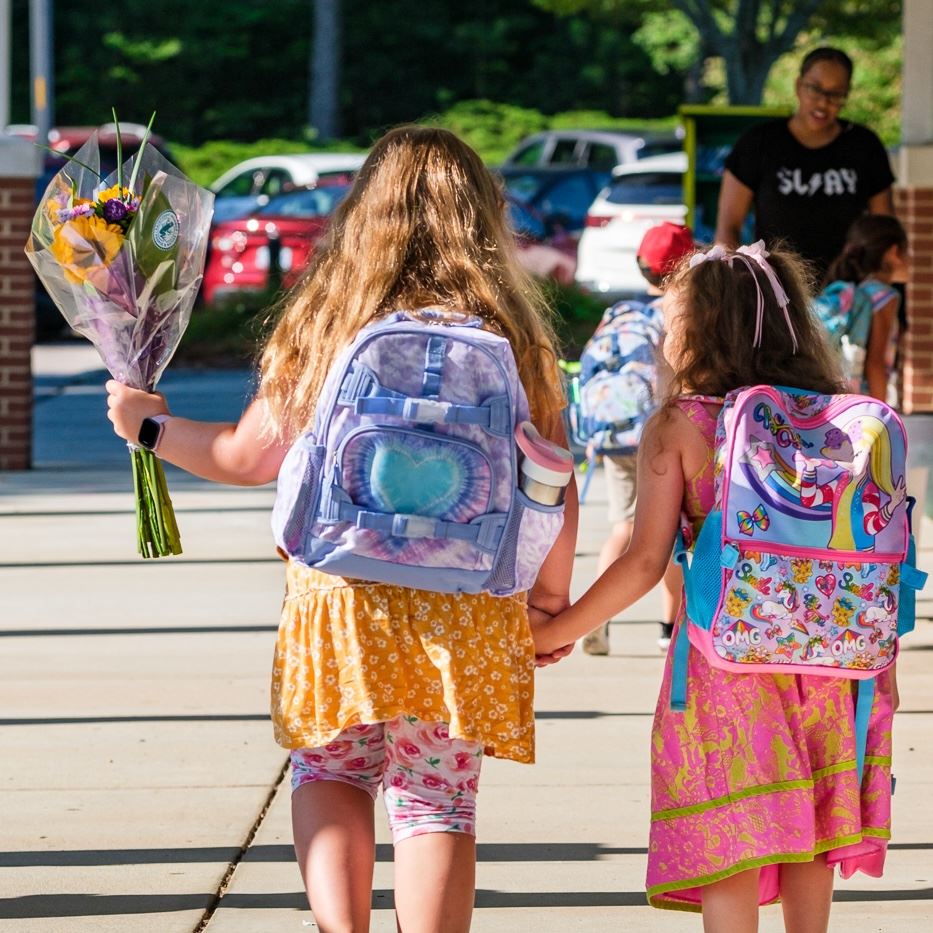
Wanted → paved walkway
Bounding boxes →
[1,342,932,932]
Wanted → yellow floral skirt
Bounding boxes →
[271,563,537,763]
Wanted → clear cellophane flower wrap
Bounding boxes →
[25,132,215,558]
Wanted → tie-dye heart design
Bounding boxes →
[370,446,463,516]
[815,572,837,597]
[344,431,492,521]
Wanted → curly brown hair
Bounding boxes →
[257,125,564,441]
[662,244,845,401]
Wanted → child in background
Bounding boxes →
[817,213,908,402]
[106,126,578,933]
[583,222,692,655]
[533,243,897,932]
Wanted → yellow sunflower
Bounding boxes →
[50,214,126,286]
[97,185,134,203]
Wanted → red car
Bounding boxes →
[508,197,578,285]
[201,181,575,307]
[201,180,351,306]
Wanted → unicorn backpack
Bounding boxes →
[271,310,566,595]
[673,386,927,779]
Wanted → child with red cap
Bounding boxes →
[583,221,694,655]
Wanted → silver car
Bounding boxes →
[503,129,682,172]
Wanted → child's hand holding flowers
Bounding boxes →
[26,113,214,558]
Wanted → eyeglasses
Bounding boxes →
[800,80,848,106]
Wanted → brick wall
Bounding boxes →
[899,186,933,413]
[0,177,35,470]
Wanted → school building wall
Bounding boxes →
[0,137,38,471]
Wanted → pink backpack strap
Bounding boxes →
[673,394,721,441]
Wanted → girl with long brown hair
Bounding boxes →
[106,125,577,932]
[534,245,898,933]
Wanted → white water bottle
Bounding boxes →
[515,421,573,506]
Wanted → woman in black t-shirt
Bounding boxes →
[716,47,895,279]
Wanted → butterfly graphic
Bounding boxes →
[737,504,770,536]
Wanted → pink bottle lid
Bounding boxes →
[515,421,573,487]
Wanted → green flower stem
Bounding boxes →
[129,446,182,558]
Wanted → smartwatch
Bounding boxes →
[138,414,170,453]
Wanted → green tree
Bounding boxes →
[535,0,902,105]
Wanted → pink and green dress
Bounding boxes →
[647,398,895,911]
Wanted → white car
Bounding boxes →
[210,152,366,222]
[574,152,687,299]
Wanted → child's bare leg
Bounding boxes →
[702,867,760,933]
[598,519,634,573]
[779,855,834,933]
[393,831,475,933]
[662,558,682,622]
[292,781,376,932]
[584,519,633,654]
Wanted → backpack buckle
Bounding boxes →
[403,398,448,423]
[391,514,437,538]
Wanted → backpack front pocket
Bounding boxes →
[711,546,898,674]
[336,426,494,522]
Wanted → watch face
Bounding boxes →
[138,417,163,451]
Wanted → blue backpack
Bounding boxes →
[812,279,900,389]
[565,299,663,501]
[271,311,565,595]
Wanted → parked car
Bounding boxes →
[6,122,176,189]
[574,152,687,299]
[508,197,577,285]
[201,180,351,306]
[502,129,683,172]
[209,153,366,222]
[498,166,610,237]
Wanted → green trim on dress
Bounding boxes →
[652,754,892,823]
[646,830,882,911]
[651,779,813,822]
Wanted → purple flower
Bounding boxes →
[102,199,130,223]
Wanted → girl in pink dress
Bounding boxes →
[532,243,898,932]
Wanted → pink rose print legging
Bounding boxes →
[290,714,483,844]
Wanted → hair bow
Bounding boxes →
[688,244,727,268]
[686,240,798,353]
[736,503,770,536]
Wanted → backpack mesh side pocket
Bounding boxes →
[272,438,326,557]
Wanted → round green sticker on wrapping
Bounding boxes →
[128,183,180,298]
[153,210,179,250]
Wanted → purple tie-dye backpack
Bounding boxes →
[672,387,927,778]
[271,310,565,595]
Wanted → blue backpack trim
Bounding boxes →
[854,678,875,786]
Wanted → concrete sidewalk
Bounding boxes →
[1,342,932,932]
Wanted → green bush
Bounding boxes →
[175,298,272,367]
[171,137,367,188]
[541,281,606,358]
[422,100,550,165]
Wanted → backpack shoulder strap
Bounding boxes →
[857,278,900,313]
[674,395,721,439]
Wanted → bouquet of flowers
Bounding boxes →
[25,116,214,558]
